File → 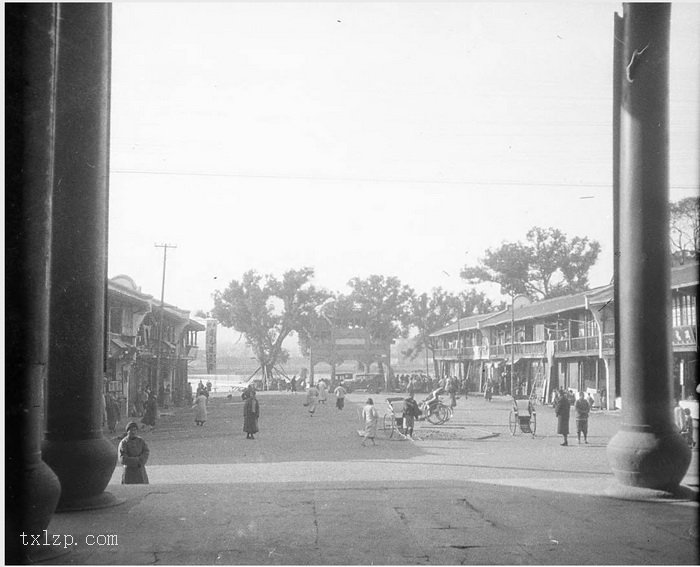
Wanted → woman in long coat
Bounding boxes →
[141,392,158,430]
[105,393,121,433]
[243,389,260,439]
[554,387,571,446]
[305,384,319,416]
[192,391,208,426]
[118,421,150,484]
[318,380,328,404]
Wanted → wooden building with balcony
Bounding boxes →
[107,275,204,416]
[430,262,697,409]
[429,312,500,391]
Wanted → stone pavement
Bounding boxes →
[32,392,698,565]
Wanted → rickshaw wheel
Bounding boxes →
[508,410,517,435]
[444,405,454,422]
[426,407,440,425]
[383,414,395,438]
[530,412,537,436]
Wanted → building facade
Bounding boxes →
[106,275,205,416]
[430,263,698,409]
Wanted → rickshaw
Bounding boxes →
[419,388,452,424]
[508,396,536,437]
[382,397,410,439]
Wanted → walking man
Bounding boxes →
[334,382,347,410]
[574,391,590,444]
[402,393,421,438]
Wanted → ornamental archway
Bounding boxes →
[308,325,392,388]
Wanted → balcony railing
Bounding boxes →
[490,341,546,359]
[433,328,690,362]
[556,336,599,354]
[432,345,489,360]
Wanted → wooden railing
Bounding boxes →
[433,329,688,361]
[433,345,489,359]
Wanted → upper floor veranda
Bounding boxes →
[430,263,697,363]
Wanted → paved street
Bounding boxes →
[41,392,698,565]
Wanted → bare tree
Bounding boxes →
[669,197,700,264]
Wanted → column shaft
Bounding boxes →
[42,3,119,511]
[5,5,63,562]
[607,3,691,492]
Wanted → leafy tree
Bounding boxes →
[344,275,415,345]
[212,268,330,386]
[403,288,496,365]
[460,227,601,299]
[669,196,700,264]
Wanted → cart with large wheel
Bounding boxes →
[508,396,536,437]
[419,388,451,425]
[382,397,409,439]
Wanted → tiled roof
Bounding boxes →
[187,319,206,331]
[480,286,610,327]
[429,262,697,336]
[108,279,153,307]
[429,311,503,337]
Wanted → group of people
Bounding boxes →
[360,393,423,445]
[395,373,467,396]
[553,388,592,446]
[304,379,350,416]
[116,376,697,486]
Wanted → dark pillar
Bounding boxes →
[5,5,63,562]
[42,4,119,511]
[606,3,691,493]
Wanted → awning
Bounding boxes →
[109,337,136,358]
[110,337,130,350]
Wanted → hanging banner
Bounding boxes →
[206,318,217,374]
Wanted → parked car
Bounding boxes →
[331,372,354,389]
[343,373,384,394]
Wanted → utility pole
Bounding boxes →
[442,271,463,381]
[154,243,177,397]
[511,292,515,397]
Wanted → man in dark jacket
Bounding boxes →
[402,394,421,438]
[554,387,571,446]
[574,391,591,444]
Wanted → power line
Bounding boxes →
[110,169,698,191]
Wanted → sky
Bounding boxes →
[107,2,700,318]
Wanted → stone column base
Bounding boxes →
[42,437,119,512]
[607,425,691,493]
